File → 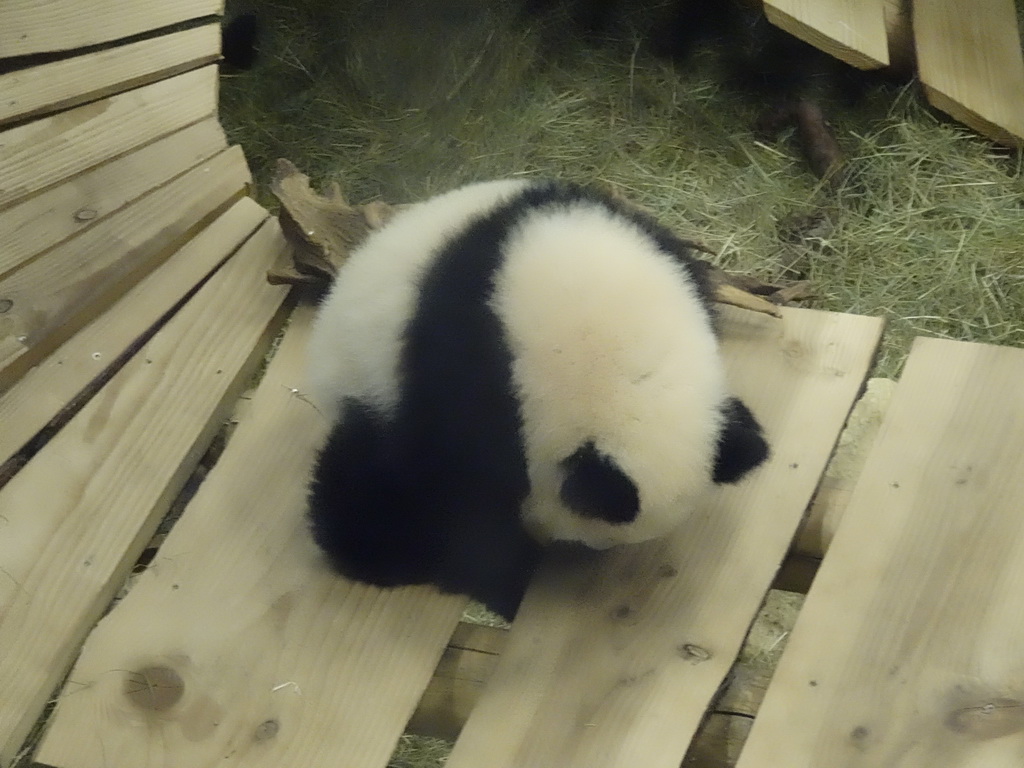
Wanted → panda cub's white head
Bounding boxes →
[490,196,759,549]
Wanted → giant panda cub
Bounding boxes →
[305,179,769,619]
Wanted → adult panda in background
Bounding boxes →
[305,179,769,619]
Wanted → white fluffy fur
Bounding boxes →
[308,179,727,551]
[491,202,726,549]
[306,178,530,421]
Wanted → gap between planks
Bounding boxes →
[0,218,291,766]
[0,24,219,128]
[0,145,251,393]
[0,118,227,280]
[0,65,218,211]
[0,0,219,58]
[0,196,269,473]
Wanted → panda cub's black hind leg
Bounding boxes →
[307,398,440,588]
[435,497,545,621]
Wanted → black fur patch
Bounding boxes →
[712,397,770,484]
[559,441,640,524]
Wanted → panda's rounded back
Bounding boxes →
[305,178,532,421]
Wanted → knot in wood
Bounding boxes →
[946,698,1024,740]
[254,719,280,741]
[73,208,98,222]
[0,299,12,314]
[679,643,712,663]
[123,666,184,711]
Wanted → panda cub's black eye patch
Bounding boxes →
[559,442,640,524]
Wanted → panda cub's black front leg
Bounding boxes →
[307,399,442,588]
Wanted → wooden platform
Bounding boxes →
[3,6,1024,768]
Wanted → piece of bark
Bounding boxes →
[267,160,803,318]
[266,159,406,287]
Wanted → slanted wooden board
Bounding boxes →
[36,305,470,768]
[763,0,890,69]
[0,197,268,468]
[445,307,884,768]
[0,65,217,210]
[0,24,219,127]
[736,337,1024,767]
[0,145,250,392]
[0,0,219,57]
[914,0,1024,149]
[0,118,227,278]
[0,217,290,766]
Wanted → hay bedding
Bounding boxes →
[216,1,1023,765]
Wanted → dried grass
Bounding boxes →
[222,1,1023,380]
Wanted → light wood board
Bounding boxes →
[0,217,290,766]
[35,305,469,768]
[764,0,890,69]
[736,337,1024,767]
[0,118,227,279]
[0,25,218,127]
[0,0,219,57]
[0,145,250,392]
[0,65,217,211]
[0,197,268,468]
[445,307,884,768]
[915,0,1024,148]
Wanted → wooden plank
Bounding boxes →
[445,308,884,768]
[915,0,1024,149]
[0,196,268,468]
[0,65,218,211]
[0,145,251,392]
[0,217,290,766]
[0,0,219,57]
[35,304,469,768]
[763,0,890,69]
[0,24,219,127]
[0,118,227,278]
[736,338,1024,767]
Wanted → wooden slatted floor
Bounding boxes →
[4,4,1024,767]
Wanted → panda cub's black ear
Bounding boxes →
[713,397,770,484]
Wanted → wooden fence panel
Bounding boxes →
[0,217,290,765]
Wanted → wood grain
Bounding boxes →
[0,118,227,279]
[0,0,218,57]
[445,308,884,768]
[35,305,469,768]
[0,145,250,392]
[0,25,219,127]
[915,0,1024,148]
[0,65,217,211]
[0,217,290,766]
[0,197,268,468]
[737,337,1024,767]
[764,0,890,69]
